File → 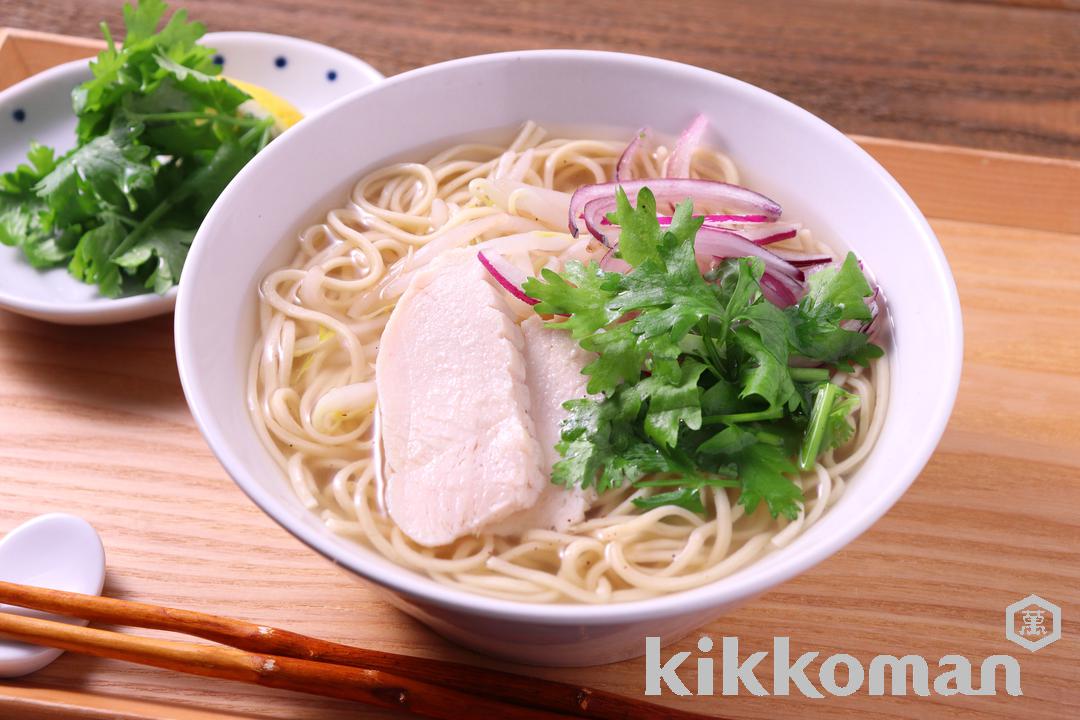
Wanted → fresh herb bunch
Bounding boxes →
[523,188,883,520]
[0,0,274,296]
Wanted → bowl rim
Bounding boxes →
[176,48,963,624]
[200,31,384,87]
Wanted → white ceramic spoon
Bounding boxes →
[0,514,106,678]
[0,32,382,324]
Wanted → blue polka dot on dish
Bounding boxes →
[327,70,338,82]
[12,108,26,122]
[274,56,287,69]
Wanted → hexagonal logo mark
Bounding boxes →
[1005,595,1061,652]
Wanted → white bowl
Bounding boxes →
[175,50,963,666]
[0,32,382,325]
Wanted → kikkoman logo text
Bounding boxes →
[644,637,1023,698]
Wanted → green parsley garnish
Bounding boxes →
[0,0,273,296]
[523,187,883,520]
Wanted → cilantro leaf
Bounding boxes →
[0,144,65,264]
[552,384,727,496]
[182,140,258,216]
[1,0,272,297]
[789,252,882,365]
[738,300,793,366]
[122,0,172,44]
[0,143,58,194]
[733,442,804,520]
[712,254,763,317]
[113,226,193,293]
[633,487,707,513]
[608,441,698,491]
[551,388,641,492]
[154,53,249,113]
[636,359,707,448]
[615,207,721,373]
[700,379,741,416]
[579,322,649,394]
[607,186,661,267]
[806,252,874,322]
[35,119,154,216]
[75,0,216,138]
[697,425,804,518]
[824,388,860,450]
[530,187,884,522]
[698,424,758,456]
[69,214,127,297]
[631,455,737,512]
[733,326,798,411]
[615,219,716,326]
[797,381,861,471]
[524,261,621,339]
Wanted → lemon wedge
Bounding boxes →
[225,77,303,131]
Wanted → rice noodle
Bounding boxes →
[248,122,888,604]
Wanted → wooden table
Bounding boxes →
[1,1,1079,718]
[2,0,1079,159]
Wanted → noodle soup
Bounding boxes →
[248,119,888,604]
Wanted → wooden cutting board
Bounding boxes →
[1,28,1078,720]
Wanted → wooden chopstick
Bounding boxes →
[0,581,708,720]
[0,610,564,720]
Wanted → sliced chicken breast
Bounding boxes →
[491,316,597,535]
[377,249,544,547]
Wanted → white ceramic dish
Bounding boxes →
[0,32,382,325]
[175,50,963,666]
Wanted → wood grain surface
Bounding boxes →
[0,201,1078,720]
[1,0,1079,159]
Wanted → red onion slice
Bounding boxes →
[721,222,800,245]
[838,284,882,337]
[658,213,770,225]
[770,249,834,268]
[615,127,650,182]
[582,203,611,245]
[862,298,883,339]
[861,286,883,336]
[759,273,800,307]
[570,179,783,243]
[605,212,769,227]
[599,248,632,274]
[660,216,796,245]
[666,114,708,178]
[605,229,806,307]
[597,222,806,304]
[693,226,805,283]
[477,250,539,305]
